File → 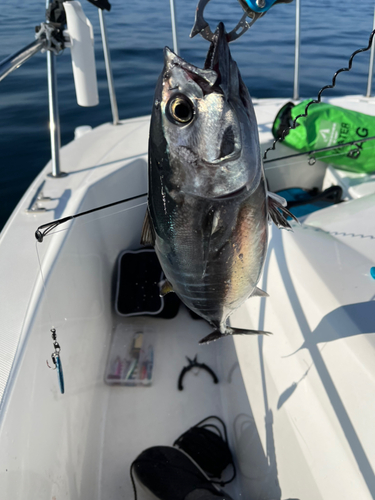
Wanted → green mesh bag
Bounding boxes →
[272,100,375,173]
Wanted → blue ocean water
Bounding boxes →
[0,0,373,229]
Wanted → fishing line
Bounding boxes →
[263,135,375,164]
[35,192,147,243]
[263,142,375,172]
[35,240,53,325]
[265,141,375,174]
[263,28,375,160]
[37,200,148,241]
[35,239,65,393]
[34,195,147,394]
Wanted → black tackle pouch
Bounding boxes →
[173,416,236,486]
[115,248,180,319]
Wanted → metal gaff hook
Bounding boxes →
[190,0,263,42]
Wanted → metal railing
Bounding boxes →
[0,39,46,82]
[169,0,179,55]
[99,9,119,125]
[366,7,375,98]
[0,0,121,179]
[293,0,301,100]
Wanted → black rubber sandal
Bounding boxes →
[131,446,234,500]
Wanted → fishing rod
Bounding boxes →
[35,25,375,242]
[263,134,375,164]
[34,132,375,242]
[35,192,147,243]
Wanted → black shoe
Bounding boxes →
[131,446,233,500]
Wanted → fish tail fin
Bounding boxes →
[267,192,299,230]
[199,327,271,344]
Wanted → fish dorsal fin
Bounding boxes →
[251,287,269,298]
[267,191,299,230]
[159,279,174,296]
[140,208,155,246]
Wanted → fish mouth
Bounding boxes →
[203,23,233,99]
[201,149,241,166]
[163,23,233,99]
[213,185,248,200]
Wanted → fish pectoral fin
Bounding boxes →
[251,286,269,298]
[159,279,174,297]
[211,211,220,235]
[140,208,155,246]
[267,191,299,230]
[199,326,271,344]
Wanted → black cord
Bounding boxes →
[201,423,224,440]
[130,461,138,500]
[193,416,237,486]
[263,28,375,160]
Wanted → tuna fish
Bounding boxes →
[141,23,297,343]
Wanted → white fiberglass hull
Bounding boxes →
[0,97,375,500]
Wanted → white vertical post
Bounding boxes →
[293,0,301,100]
[46,0,64,177]
[366,7,375,98]
[99,8,120,125]
[47,51,63,177]
[169,0,179,55]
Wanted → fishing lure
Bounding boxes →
[47,328,65,394]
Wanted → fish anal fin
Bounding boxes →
[268,191,299,230]
[199,327,271,344]
[159,279,174,297]
[251,287,269,298]
[140,208,155,246]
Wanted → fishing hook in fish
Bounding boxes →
[47,328,65,394]
[263,28,375,160]
[35,192,147,243]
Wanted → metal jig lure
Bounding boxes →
[47,328,65,394]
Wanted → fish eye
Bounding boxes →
[167,96,195,125]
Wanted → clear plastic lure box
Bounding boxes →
[105,323,154,386]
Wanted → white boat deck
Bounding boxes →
[1,97,375,500]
